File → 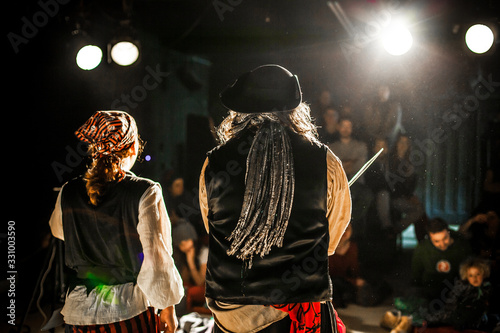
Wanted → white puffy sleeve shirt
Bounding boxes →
[49,183,184,325]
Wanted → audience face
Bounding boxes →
[396,136,411,158]
[338,119,353,140]
[374,138,388,157]
[429,229,453,251]
[466,266,484,287]
[378,85,390,102]
[169,178,185,197]
[178,239,195,253]
[323,108,339,131]
[319,90,331,107]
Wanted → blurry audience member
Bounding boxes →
[329,118,373,239]
[339,102,363,137]
[361,84,404,147]
[329,224,362,307]
[481,147,500,216]
[311,88,333,121]
[411,218,472,301]
[317,106,340,144]
[164,172,204,236]
[329,224,389,308]
[329,118,367,180]
[459,210,500,312]
[365,137,392,234]
[417,258,497,331]
[339,101,354,119]
[172,220,209,315]
[460,210,500,260]
[385,258,496,332]
[388,135,426,240]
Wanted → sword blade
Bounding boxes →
[348,148,384,187]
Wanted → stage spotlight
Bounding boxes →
[465,24,494,54]
[76,45,103,70]
[382,22,413,56]
[110,41,140,66]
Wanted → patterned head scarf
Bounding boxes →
[75,111,138,159]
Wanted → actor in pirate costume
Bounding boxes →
[199,65,352,332]
[49,111,184,333]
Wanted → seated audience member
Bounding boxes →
[388,134,426,240]
[476,147,500,216]
[364,137,392,234]
[317,106,340,144]
[163,172,204,237]
[311,88,333,121]
[329,224,363,307]
[172,220,209,315]
[329,224,389,307]
[460,209,500,313]
[329,117,367,181]
[382,219,474,333]
[329,117,373,239]
[382,258,497,332]
[460,210,500,260]
[421,258,497,331]
[361,84,403,147]
[411,217,472,301]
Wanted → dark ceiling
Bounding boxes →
[8,0,499,56]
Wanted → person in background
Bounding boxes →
[381,258,495,333]
[49,111,183,333]
[329,117,373,240]
[411,217,472,301]
[361,84,403,147]
[317,106,340,145]
[311,88,334,121]
[459,209,500,314]
[330,223,391,308]
[415,257,497,331]
[163,173,205,237]
[364,137,392,234]
[329,225,362,308]
[388,134,426,240]
[172,220,209,315]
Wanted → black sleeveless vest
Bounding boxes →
[204,128,331,305]
[61,172,154,291]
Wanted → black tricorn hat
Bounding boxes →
[220,64,302,113]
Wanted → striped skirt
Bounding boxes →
[65,308,160,333]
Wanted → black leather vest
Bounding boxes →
[61,172,154,291]
[204,128,330,305]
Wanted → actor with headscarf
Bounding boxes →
[199,65,352,333]
[49,111,184,333]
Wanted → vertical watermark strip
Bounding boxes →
[6,220,17,326]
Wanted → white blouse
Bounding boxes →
[49,183,184,325]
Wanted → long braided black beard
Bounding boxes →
[226,120,295,268]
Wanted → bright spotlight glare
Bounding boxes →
[110,41,139,66]
[76,45,103,70]
[382,23,413,56]
[465,24,494,54]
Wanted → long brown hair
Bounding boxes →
[83,138,144,205]
[215,102,320,146]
